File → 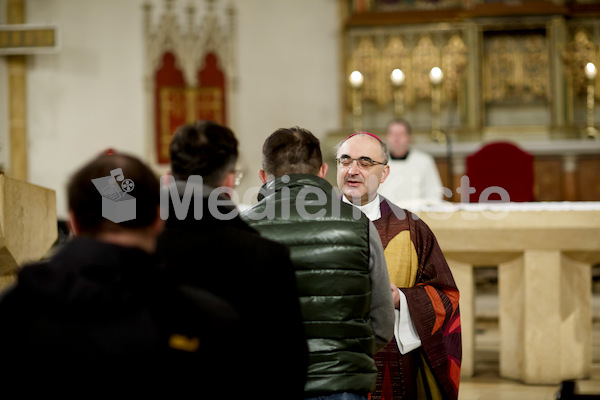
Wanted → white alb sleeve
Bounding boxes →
[394,288,422,354]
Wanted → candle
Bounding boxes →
[349,70,364,89]
[429,67,443,85]
[390,68,405,87]
[585,62,597,80]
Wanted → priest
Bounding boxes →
[377,119,444,208]
[335,132,461,400]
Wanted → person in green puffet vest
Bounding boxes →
[243,126,395,400]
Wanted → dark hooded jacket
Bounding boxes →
[157,182,309,399]
[0,237,240,395]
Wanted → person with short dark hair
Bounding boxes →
[244,127,394,400]
[157,121,309,399]
[260,126,323,178]
[170,120,239,187]
[67,152,162,235]
[0,152,240,394]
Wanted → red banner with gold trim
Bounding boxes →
[157,87,223,163]
[155,52,226,164]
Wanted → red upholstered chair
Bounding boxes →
[465,141,534,203]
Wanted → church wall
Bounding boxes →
[0,0,340,218]
[17,0,147,218]
[232,0,340,204]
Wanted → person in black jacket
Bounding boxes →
[157,121,309,399]
[0,152,241,395]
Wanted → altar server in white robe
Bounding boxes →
[378,119,444,208]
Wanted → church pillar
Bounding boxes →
[499,254,526,381]
[447,259,474,378]
[559,254,592,380]
[6,0,28,181]
[499,250,591,384]
[464,22,481,138]
[550,17,567,133]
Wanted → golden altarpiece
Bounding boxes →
[331,0,600,202]
[333,1,600,387]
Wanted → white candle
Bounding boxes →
[585,62,597,80]
[429,67,443,85]
[349,70,364,89]
[390,68,405,86]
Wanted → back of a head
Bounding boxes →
[67,152,160,235]
[262,127,323,178]
[170,120,238,187]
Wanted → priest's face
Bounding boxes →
[387,122,412,158]
[336,134,390,206]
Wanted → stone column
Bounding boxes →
[448,259,475,378]
[499,250,591,384]
[559,254,592,379]
[464,22,481,139]
[549,17,567,132]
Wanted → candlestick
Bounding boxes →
[390,69,405,117]
[585,62,597,80]
[429,67,446,143]
[584,63,600,139]
[349,70,363,131]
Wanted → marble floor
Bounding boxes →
[459,319,600,400]
[459,368,600,400]
[458,282,600,400]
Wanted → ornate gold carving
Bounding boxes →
[412,35,440,101]
[484,33,549,103]
[442,34,468,101]
[382,36,412,106]
[563,29,597,97]
[346,31,468,111]
[522,35,549,101]
[347,37,380,105]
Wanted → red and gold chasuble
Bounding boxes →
[371,198,461,400]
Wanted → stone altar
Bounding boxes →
[417,202,600,385]
[0,175,57,291]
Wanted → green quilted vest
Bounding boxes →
[243,174,376,395]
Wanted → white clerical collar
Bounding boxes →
[342,194,381,221]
